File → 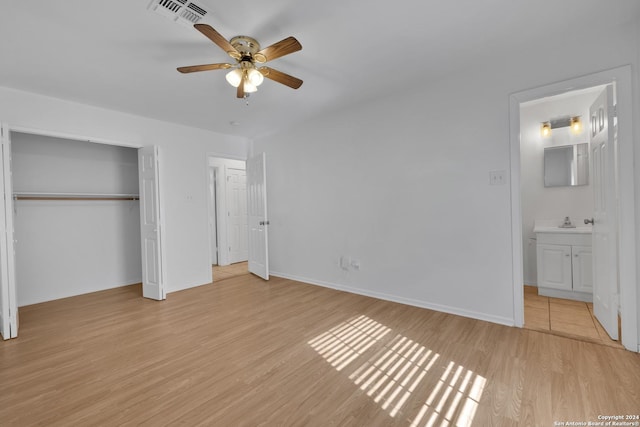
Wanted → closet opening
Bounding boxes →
[11,131,143,307]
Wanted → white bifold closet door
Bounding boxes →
[0,124,18,339]
[138,146,166,301]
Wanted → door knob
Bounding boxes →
[584,218,594,225]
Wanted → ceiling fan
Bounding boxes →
[177,23,303,98]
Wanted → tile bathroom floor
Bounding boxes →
[523,285,623,349]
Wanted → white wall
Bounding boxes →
[520,91,599,285]
[0,87,250,295]
[11,133,141,306]
[252,16,640,327]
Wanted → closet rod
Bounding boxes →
[16,196,139,201]
[13,192,139,201]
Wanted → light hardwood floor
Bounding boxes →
[2,275,639,426]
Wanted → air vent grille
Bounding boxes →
[187,3,207,16]
[147,0,208,26]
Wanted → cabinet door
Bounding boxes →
[572,245,593,293]
[537,244,572,290]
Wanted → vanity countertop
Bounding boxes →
[533,225,592,234]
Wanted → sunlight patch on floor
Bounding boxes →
[307,314,391,371]
[409,362,486,427]
[308,315,486,426]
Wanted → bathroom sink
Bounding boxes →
[533,225,592,234]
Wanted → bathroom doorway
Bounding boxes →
[509,66,638,352]
[518,86,612,344]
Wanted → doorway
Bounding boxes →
[207,155,249,282]
[518,86,615,345]
[509,66,638,352]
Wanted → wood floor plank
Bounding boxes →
[2,275,640,426]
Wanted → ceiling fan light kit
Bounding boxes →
[177,24,303,99]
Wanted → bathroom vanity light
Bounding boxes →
[570,116,583,134]
[540,115,583,138]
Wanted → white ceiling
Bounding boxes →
[1,1,639,139]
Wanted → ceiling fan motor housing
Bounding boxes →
[230,36,261,56]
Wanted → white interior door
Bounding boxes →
[247,153,269,280]
[227,167,248,263]
[589,85,618,340]
[0,124,17,339]
[138,146,166,300]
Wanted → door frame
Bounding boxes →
[509,66,638,351]
[207,166,218,265]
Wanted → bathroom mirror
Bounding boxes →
[544,143,589,187]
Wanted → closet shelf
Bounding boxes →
[13,192,140,201]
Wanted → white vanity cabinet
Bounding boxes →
[535,227,592,302]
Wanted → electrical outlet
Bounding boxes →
[340,256,350,270]
[489,170,506,185]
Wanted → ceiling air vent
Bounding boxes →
[147,0,208,26]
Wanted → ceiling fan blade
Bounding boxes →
[177,63,234,73]
[259,67,303,89]
[237,72,246,98]
[254,37,302,63]
[194,24,241,60]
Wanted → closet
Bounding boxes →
[11,132,142,306]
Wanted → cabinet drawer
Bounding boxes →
[536,232,591,246]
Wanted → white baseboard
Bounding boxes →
[270,271,515,327]
[168,280,212,294]
[18,278,143,307]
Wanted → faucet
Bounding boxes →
[560,216,576,228]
